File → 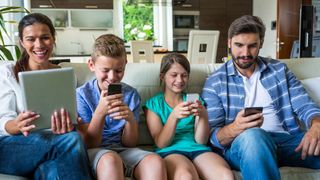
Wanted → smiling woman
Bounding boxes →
[13,13,58,79]
[0,13,92,179]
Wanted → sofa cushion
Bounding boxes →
[300,77,320,106]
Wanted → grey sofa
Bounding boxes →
[1,58,320,179]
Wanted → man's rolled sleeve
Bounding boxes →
[210,127,226,150]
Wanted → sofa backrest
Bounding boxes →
[60,62,221,145]
[280,58,320,80]
[59,57,320,145]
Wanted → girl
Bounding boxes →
[144,53,234,180]
[0,13,91,179]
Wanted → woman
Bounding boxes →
[0,13,92,179]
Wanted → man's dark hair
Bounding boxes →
[228,15,266,43]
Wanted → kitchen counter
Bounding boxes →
[51,51,187,63]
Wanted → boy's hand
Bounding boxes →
[109,103,134,122]
[95,90,123,116]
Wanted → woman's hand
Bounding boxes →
[51,108,74,134]
[15,111,39,136]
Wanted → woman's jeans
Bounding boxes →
[0,131,92,180]
[224,128,320,180]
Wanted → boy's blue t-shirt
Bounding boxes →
[144,92,210,153]
[76,79,141,147]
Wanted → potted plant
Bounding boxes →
[0,6,29,61]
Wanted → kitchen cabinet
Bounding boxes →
[199,0,253,62]
[32,8,113,29]
[31,0,113,9]
[32,9,68,28]
[173,0,200,10]
[71,9,113,29]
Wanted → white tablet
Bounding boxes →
[18,67,77,130]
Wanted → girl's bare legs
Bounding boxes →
[134,154,167,180]
[193,152,234,180]
[165,154,199,180]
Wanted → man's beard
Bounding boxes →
[231,54,257,69]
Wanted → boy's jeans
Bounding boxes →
[0,131,92,180]
[224,128,320,180]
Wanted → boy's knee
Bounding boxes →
[98,152,122,168]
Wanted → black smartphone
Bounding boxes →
[108,83,122,95]
[244,107,263,116]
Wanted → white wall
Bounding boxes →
[253,0,277,59]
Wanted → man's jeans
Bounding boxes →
[0,131,92,180]
[224,128,320,180]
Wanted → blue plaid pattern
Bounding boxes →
[201,56,320,149]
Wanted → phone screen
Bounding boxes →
[108,83,122,95]
[186,93,199,102]
[244,107,263,116]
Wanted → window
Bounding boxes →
[121,0,173,50]
[123,1,154,42]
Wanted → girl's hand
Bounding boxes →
[15,111,39,136]
[171,101,193,120]
[51,108,74,134]
[190,100,206,117]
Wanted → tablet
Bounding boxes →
[18,67,77,130]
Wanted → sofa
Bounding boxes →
[1,57,320,179]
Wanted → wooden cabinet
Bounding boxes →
[31,0,113,9]
[199,0,252,62]
[173,0,200,10]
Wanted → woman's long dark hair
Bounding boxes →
[13,13,56,81]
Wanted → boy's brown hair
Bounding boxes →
[91,34,127,62]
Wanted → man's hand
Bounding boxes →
[295,118,320,160]
[216,109,263,146]
[230,109,264,136]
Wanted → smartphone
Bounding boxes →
[244,107,263,116]
[186,93,199,102]
[108,83,122,95]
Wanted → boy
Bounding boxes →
[76,34,166,179]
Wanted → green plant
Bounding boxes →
[123,2,154,42]
[0,6,29,61]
